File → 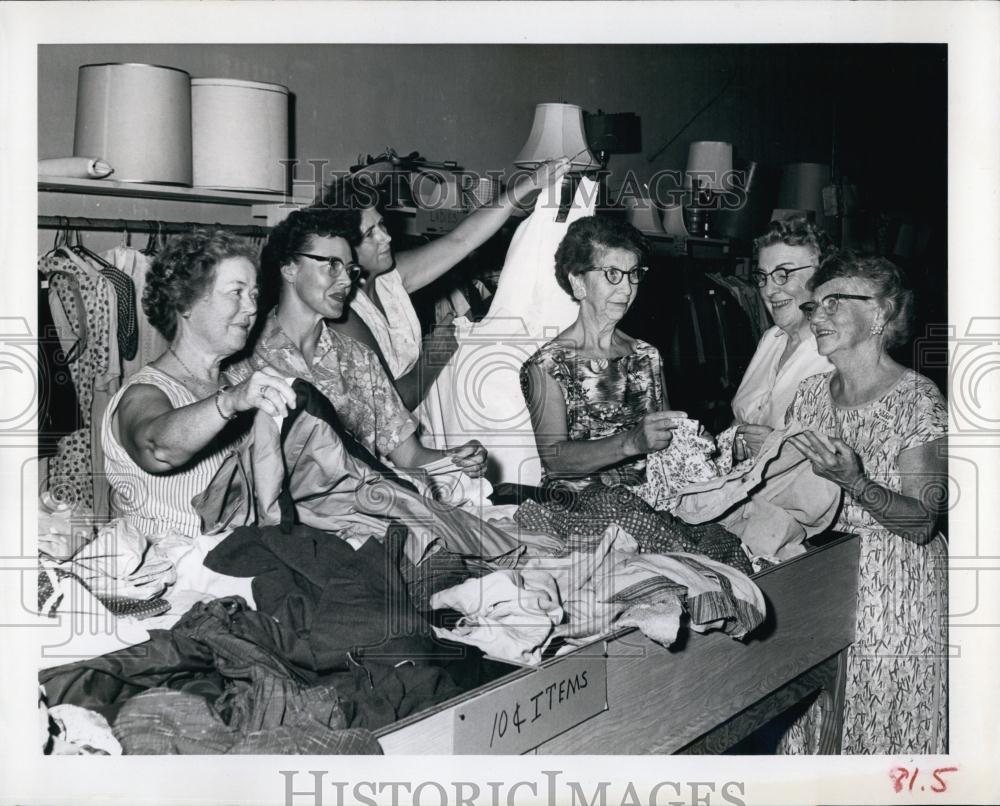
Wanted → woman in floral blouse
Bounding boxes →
[228,207,486,477]
[521,216,686,492]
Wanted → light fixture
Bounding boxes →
[684,140,733,238]
[514,103,600,170]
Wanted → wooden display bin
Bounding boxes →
[377,533,860,755]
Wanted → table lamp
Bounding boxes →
[684,140,733,238]
[514,103,600,170]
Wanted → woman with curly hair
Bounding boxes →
[729,215,837,457]
[520,215,686,492]
[100,229,296,537]
[781,252,948,754]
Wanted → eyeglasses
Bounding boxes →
[799,293,874,319]
[751,265,815,287]
[294,253,363,283]
[583,265,649,285]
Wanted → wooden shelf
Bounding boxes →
[39,176,312,207]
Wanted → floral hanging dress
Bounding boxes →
[783,369,948,754]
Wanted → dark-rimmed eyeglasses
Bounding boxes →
[294,253,363,283]
[751,264,815,287]
[584,265,649,285]
[799,293,874,319]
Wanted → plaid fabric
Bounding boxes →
[113,686,381,755]
[514,485,752,574]
[99,265,138,362]
[614,566,762,638]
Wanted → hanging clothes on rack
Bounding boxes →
[102,245,168,378]
[706,273,771,343]
[40,244,121,520]
[37,272,83,459]
[661,272,757,434]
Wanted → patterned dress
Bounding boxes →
[227,311,418,460]
[520,338,666,492]
[784,369,948,754]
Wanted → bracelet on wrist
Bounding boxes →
[214,385,236,421]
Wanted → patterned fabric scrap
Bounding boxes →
[513,483,752,574]
[437,524,769,660]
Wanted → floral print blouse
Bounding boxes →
[520,338,666,491]
[227,312,417,459]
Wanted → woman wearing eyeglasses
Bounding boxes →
[521,216,686,492]
[320,158,572,411]
[729,216,836,458]
[779,253,948,754]
[228,207,486,477]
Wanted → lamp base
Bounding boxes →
[683,207,712,238]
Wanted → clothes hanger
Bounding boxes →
[42,216,70,258]
[67,221,117,270]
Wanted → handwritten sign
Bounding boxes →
[452,655,607,754]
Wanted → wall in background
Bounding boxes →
[38,43,947,375]
[39,44,842,189]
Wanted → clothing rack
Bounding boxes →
[38,215,270,239]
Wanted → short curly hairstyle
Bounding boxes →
[258,206,361,313]
[143,229,259,342]
[554,216,649,297]
[808,251,915,349]
[754,214,836,264]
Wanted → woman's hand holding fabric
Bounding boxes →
[788,430,865,490]
[447,440,488,478]
[508,157,571,207]
[623,410,687,456]
[735,422,773,458]
[224,366,297,418]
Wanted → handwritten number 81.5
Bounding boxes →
[890,766,957,794]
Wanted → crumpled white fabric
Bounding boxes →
[61,518,176,600]
[140,531,256,630]
[672,421,842,562]
[523,524,767,645]
[417,178,599,485]
[430,569,565,665]
[47,704,121,755]
[417,455,495,509]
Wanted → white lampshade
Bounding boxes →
[192,78,289,192]
[74,62,192,185]
[514,103,599,170]
[685,141,733,190]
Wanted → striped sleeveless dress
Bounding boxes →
[101,366,228,538]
